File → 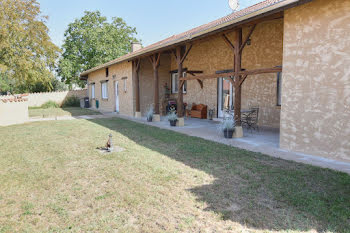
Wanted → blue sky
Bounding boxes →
[38,0,261,47]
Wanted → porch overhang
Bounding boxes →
[80,0,312,78]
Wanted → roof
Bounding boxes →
[80,0,304,77]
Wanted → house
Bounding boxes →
[80,0,350,162]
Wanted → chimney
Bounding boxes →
[131,42,142,52]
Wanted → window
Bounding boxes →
[122,77,127,92]
[277,72,282,106]
[171,72,187,94]
[101,81,108,99]
[105,68,109,77]
[91,83,95,99]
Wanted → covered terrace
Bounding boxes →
[131,7,285,138]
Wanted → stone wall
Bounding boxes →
[169,19,283,127]
[0,90,87,107]
[280,0,350,161]
[87,61,134,116]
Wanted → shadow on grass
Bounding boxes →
[89,117,350,232]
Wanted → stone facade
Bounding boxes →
[87,61,134,116]
[84,0,350,162]
[280,0,350,162]
[86,20,283,127]
[170,19,283,127]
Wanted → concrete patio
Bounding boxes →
[109,113,350,174]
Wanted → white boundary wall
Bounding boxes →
[0,100,28,126]
[0,90,87,107]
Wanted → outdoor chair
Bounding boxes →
[190,103,207,119]
[242,106,259,132]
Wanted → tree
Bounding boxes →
[58,11,138,87]
[0,0,60,93]
[0,74,67,94]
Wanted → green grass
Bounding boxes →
[28,107,101,118]
[0,118,349,232]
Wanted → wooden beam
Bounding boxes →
[187,70,203,74]
[188,72,203,89]
[169,69,202,74]
[196,80,203,89]
[222,34,235,51]
[179,67,282,81]
[180,44,193,64]
[233,28,243,126]
[171,49,177,60]
[239,74,248,87]
[148,53,161,114]
[133,59,141,112]
[242,67,282,76]
[175,46,184,118]
[155,53,161,67]
[180,80,185,89]
[240,24,256,53]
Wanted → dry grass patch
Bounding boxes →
[0,118,349,232]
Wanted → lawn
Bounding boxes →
[28,107,101,118]
[0,118,349,232]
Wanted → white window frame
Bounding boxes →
[171,72,187,94]
[123,78,127,92]
[91,83,95,99]
[101,81,108,99]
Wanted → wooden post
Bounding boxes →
[148,53,161,115]
[233,28,243,126]
[173,44,192,118]
[176,47,184,117]
[133,59,141,113]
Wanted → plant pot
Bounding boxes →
[147,116,153,122]
[223,129,234,138]
[169,120,177,126]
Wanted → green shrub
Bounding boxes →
[40,101,59,109]
[62,96,80,107]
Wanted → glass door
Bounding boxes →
[218,78,233,118]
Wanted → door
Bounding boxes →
[218,78,233,118]
[115,81,119,113]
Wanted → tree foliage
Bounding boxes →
[58,11,138,87]
[0,0,61,93]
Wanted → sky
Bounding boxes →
[38,0,261,48]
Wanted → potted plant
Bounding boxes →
[167,111,178,126]
[220,118,235,138]
[146,106,154,122]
